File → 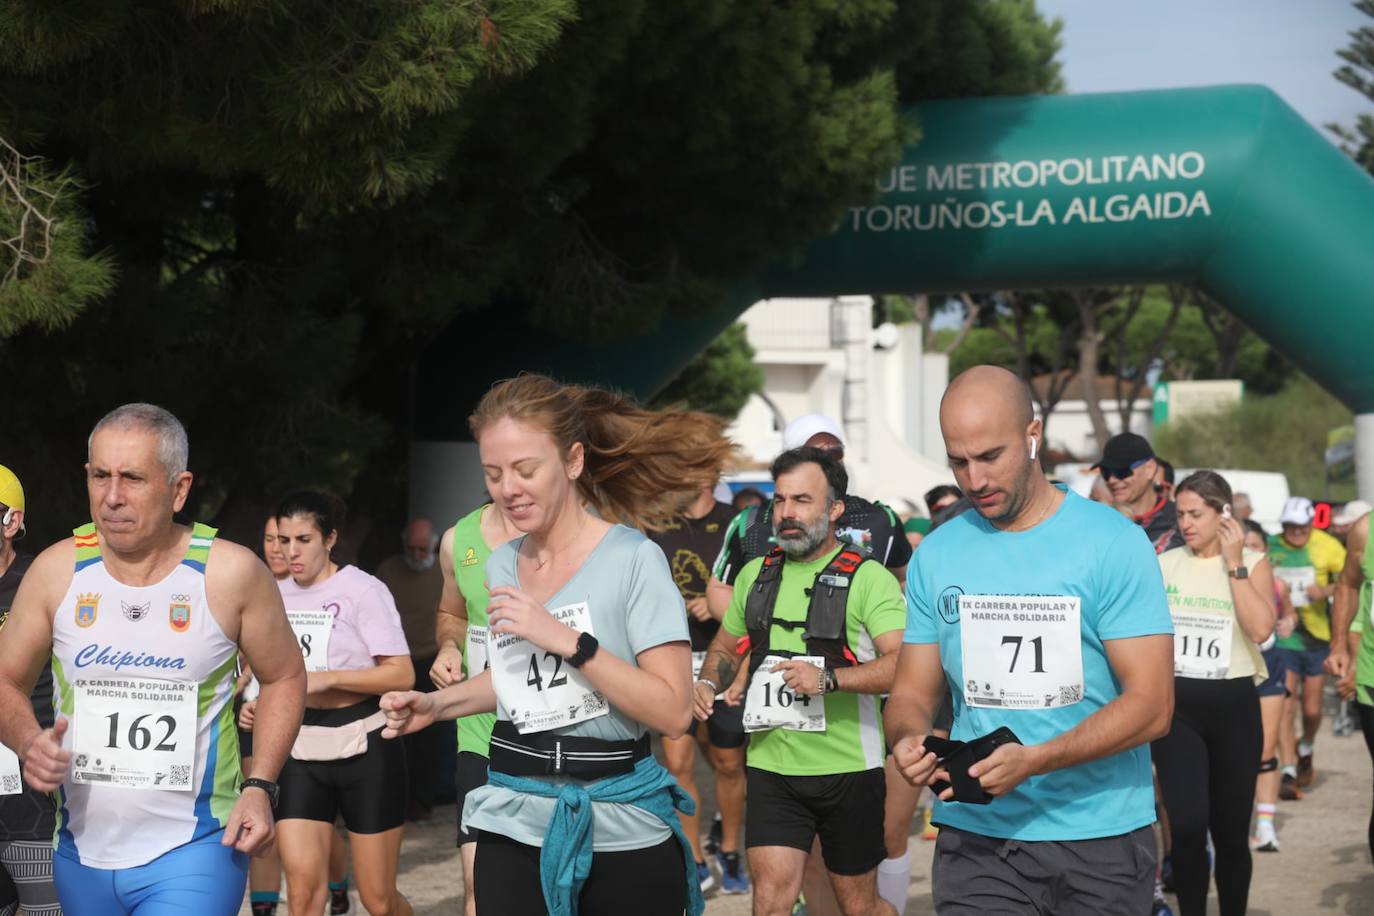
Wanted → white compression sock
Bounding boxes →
[877,853,911,911]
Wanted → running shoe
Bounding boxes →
[922,806,939,840]
[718,851,750,895]
[1279,772,1303,800]
[696,860,716,894]
[1252,821,1280,852]
[1296,749,1315,787]
[1151,882,1174,916]
[330,884,353,915]
[704,812,724,856]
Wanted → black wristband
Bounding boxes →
[566,631,599,669]
[824,667,839,694]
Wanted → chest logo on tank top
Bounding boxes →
[122,601,150,622]
[76,593,100,628]
[460,547,480,567]
[168,595,191,632]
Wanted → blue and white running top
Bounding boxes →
[51,523,240,868]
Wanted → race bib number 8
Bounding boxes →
[465,625,489,677]
[960,595,1084,709]
[1172,613,1233,679]
[743,655,826,733]
[287,609,334,673]
[490,601,609,734]
[0,744,20,796]
[72,677,197,791]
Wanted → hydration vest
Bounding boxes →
[743,545,868,678]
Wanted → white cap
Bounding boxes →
[782,413,845,450]
[1278,496,1315,526]
[1333,499,1372,527]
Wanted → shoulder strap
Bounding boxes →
[182,522,218,573]
[73,522,101,571]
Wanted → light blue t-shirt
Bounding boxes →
[904,487,1173,841]
[462,524,690,851]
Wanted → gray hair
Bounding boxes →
[88,403,189,483]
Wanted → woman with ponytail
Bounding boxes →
[381,374,733,915]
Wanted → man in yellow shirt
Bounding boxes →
[1268,497,1346,797]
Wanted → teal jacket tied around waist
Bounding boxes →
[487,755,705,916]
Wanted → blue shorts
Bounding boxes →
[1277,644,1329,680]
[1257,647,1288,698]
[54,830,247,916]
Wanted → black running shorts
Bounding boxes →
[744,766,886,876]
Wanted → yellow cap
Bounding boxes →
[0,465,23,512]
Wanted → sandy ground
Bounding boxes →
[242,699,1373,915]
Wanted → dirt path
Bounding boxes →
[243,705,1373,914]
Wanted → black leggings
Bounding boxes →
[1151,677,1261,916]
[1356,700,1374,862]
[473,829,686,915]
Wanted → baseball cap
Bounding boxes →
[1278,496,1315,527]
[0,465,23,512]
[1333,499,1372,527]
[782,414,845,451]
[1092,433,1155,470]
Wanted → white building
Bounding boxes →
[727,296,955,512]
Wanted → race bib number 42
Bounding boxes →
[490,601,609,734]
[72,677,197,790]
[960,595,1084,709]
[286,609,334,673]
[743,655,826,733]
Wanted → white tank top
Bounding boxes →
[51,522,240,868]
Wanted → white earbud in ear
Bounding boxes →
[1028,437,1039,461]
[1,508,11,529]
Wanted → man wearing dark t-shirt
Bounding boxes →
[1096,432,1184,554]
[648,487,749,894]
[0,465,58,916]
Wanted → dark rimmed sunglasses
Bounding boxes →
[1100,458,1151,481]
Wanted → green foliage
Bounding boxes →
[652,323,762,420]
[0,0,1066,547]
[1154,375,1357,501]
[1330,0,1374,172]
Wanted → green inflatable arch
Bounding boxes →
[413,85,1374,510]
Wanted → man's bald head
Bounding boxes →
[941,365,1035,431]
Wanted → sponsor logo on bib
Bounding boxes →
[76,593,100,628]
[122,601,150,622]
[169,596,191,633]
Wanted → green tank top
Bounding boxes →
[1354,528,1374,704]
[454,504,497,757]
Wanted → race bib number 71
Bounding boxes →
[959,595,1084,709]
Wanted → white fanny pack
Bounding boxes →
[290,710,388,761]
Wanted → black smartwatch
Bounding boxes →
[241,777,280,809]
[566,631,600,669]
[1228,565,1249,579]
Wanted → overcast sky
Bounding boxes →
[1036,0,1368,140]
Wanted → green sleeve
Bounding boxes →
[856,559,907,639]
[722,557,761,637]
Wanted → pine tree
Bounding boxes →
[1331,0,1374,172]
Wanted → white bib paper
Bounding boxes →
[286,609,334,673]
[742,655,827,733]
[465,625,490,677]
[0,744,20,796]
[959,595,1084,709]
[692,651,707,680]
[72,677,197,791]
[1272,566,1316,609]
[490,601,609,734]
[1172,613,1233,680]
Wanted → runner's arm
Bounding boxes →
[228,545,307,783]
[882,642,946,745]
[1025,633,1174,776]
[1330,515,1367,655]
[0,543,67,760]
[312,655,415,695]
[432,524,468,687]
[1231,556,1277,644]
[697,622,744,693]
[829,629,903,694]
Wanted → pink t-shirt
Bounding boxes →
[277,565,410,670]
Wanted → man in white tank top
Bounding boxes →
[0,404,306,916]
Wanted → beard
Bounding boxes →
[774,511,833,559]
[403,553,436,572]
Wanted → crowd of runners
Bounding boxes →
[0,365,1371,915]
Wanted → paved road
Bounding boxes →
[243,703,1372,914]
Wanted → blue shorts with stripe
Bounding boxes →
[53,830,246,916]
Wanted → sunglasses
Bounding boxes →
[1100,458,1151,482]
